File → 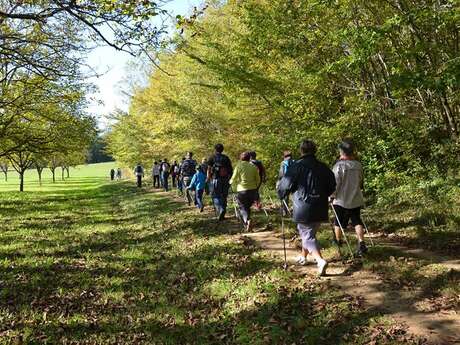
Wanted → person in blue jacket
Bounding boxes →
[187,165,207,212]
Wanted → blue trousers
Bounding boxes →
[210,178,230,216]
[195,189,204,209]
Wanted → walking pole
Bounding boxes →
[362,218,375,247]
[280,203,288,270]
[282,199,291,217]
[330,203,354,259]
[330,217,343,261]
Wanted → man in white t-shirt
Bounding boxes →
[331,140,368,256]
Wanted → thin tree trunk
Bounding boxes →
[19,171,24,192]
[61,167,65,180]
[37,168,42,186]
[51,168,56,183]
[66,167,70,178]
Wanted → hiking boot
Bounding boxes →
[317,259,328,277]
[218,210,225,221]
[356,241,368,256]
[199,206,204,213]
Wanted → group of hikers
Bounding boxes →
[109,168,122,181]
[131,139,368,276]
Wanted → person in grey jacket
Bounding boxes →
[331,140,368,256]
[277,140,336,276]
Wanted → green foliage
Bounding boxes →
[107,0,459,194]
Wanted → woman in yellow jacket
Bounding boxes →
[230,151,261,231]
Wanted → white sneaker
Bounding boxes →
[317,259,328,277]
[296,255,306,265]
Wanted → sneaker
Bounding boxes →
[356,241,368,256]
[296,255,306,265]
[317,259,328,276]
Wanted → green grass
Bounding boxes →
[0,164,426,344]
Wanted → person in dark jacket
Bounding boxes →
[207,143,233,221]
[180,152,197,205]
[277,140,336,276]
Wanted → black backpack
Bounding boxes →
[135,165,142,174]
[181,159,196,177]
[213,154,230,178]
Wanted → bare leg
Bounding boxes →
[355,224,364,242]
[334,226,342,241]
[308,248,324,262]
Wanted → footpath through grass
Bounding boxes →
[0,164,429,344]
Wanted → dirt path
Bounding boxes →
[244,230,460,345]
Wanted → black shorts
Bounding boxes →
[333,205,363,227]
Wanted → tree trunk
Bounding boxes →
[61,166,65,180]
[51,168,56,183]
[66,166,70,178]
[37,168,42,186]
[19,171,24,192]
[3,171,7,182]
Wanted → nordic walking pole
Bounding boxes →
[330,203,354,259]
[362,218,375,247]
[282,199,292,217]
[280,203,288,270]
[330,217,343,260]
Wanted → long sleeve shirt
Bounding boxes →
[332,159,364,209]
[230,161,261,192]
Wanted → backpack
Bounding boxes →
[181,159,196,177]
[282,158,293,175]
[162,162,170,173]
[135,165,142,174]
[213,154,230,178]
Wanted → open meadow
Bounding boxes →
[0,163,458,344]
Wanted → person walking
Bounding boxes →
[277,140,336,276]
[331,140,368,256]
[134,163,144,188]
[180,152,197,205]
[230,151,261,231]
[116,168,122,180]
[161,159,171,191]
[171,161,179,188]
[249,151,266,209]
[158,159,164,187]
[177,157,186,195]
[207,143,233,221]
[277,150,294,215]
[201,158,209,195]
[152,161,160,188]
[110,168,115,181]
[187,165,207,212]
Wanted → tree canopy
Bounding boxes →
[107,0,459,193]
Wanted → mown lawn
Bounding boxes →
[0,164,425,344]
